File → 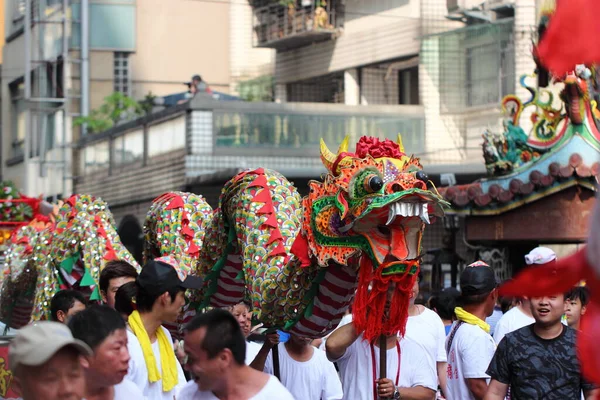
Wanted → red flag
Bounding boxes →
[537,0,600,76]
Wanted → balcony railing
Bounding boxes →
[253,1,342,50]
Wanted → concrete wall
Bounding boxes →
[275,0,421,84]
[84,0,233,109]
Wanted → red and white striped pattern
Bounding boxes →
[209,254,245,308]
[290,263,358,338]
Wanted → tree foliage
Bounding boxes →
[236,75,274,102]
[73,92,146,134]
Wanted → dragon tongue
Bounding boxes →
[389,225,409,261]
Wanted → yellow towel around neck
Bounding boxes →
[454,306,491,333]
[128,310,178,392]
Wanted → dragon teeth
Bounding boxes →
[385,202,431,225]
[420,204,430,225]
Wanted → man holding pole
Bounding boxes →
[326,283,437,400]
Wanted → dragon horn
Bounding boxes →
[320,138,338,172]
[397,134,405,153]
[337,135,350,154]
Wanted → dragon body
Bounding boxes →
[0,137,445,340]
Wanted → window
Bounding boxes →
[9,80,26,159]
[113,130,144,166]
[114,52,131,96]
[466,39,514,108]
[398,67,419,105]
[287,72,345,103]
[81,141,110,174]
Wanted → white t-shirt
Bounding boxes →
[445,322,496,400]
[493,306,535,344]
[176,375,294,399]
[405,307,447,368]
[114,379,146,399]
[125,327,187,400]
[264,342,343,400]
[331,335,437,400]
[246,340,262,365]
[81,380,146,400]
[319,313,354,351]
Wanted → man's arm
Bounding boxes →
[249,333,279,371]
[377,379,435,400]
[465,378,489,400]
[437,361,447,396]
[483,379,509,400]
[398,386,436,400]
[325,322,359,361]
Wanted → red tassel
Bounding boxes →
[537,0,600,76]
[353,258,416,342]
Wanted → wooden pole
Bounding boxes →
[272,345,281,380]
[379,334,387,376]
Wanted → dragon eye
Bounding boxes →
[365,175,384,193]
[416,171,428,182]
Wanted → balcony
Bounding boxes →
[253,1,342,50]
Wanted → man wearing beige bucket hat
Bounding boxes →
[9,321,92,400]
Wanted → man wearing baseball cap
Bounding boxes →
[445,261,498,400]
[123,256,203,400]
[493,247,556,344]
[9,321,92,400]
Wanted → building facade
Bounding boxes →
[1,0,273,199]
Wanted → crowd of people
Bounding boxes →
[5,247,596,400]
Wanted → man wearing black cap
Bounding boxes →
[445,261,498,400]
[123,256,203,400]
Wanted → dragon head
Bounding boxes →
[301,135,447,273]
[298,135,447,340]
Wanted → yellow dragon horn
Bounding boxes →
[337,135,350,154]
[397,134,405,153]
[320,138,338,172]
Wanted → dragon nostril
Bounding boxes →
[391,183,402,192]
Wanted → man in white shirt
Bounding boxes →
[178,309,294,400]
[252,333,343,400]
[326,321,436,400]
[493,247,556,343]
[124,257,202,400]
[69,305,144,400]
[445,262,498,400]
[405,271,448,396]
[326,281,437,400]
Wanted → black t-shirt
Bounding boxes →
[487,324,595,399]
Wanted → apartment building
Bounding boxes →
[250,0,542,169]
[1,0,273,199]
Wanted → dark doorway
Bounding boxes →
[118,215,144,264]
